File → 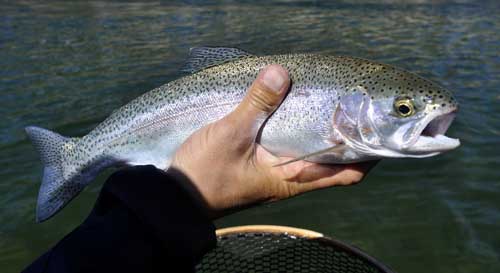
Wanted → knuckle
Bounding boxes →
[284,182,300,198]
[248,82,281,113]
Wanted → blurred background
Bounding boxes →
[1,0,499,272]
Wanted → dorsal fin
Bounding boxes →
[181,47,253,73]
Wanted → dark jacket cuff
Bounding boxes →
[101,165,216,265]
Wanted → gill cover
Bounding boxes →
[333,91,379,155]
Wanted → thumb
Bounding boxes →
[228,64,290,130]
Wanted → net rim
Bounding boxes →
[215,225,396,273]
[217,224,324,238]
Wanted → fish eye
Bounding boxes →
[394,98,415,117]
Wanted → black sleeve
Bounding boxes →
[22,165,217,273]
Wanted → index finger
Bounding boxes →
[283,160,379,194]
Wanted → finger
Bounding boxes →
[289,161,379,194]
[226,64,290,133]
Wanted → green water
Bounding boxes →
[1,1,499,272]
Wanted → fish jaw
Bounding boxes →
[400,111,460,155]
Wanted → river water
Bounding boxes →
[1,1,499,272]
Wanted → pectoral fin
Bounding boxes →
[273,144,346,167]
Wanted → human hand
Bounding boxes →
[169,65,377,219]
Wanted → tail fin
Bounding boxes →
[25,126,87,222]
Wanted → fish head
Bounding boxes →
[333,64,460,158]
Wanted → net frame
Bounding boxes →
[197,225,395,273]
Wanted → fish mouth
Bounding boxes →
[405,111,460,155]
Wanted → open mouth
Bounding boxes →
[421,111,457,137]
[408,111,460,154]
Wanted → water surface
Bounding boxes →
[1,1,499,272]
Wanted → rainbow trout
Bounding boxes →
[26,47,460,222]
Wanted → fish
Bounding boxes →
[25,47,460,222]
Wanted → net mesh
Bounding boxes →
[196,231,393,273]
